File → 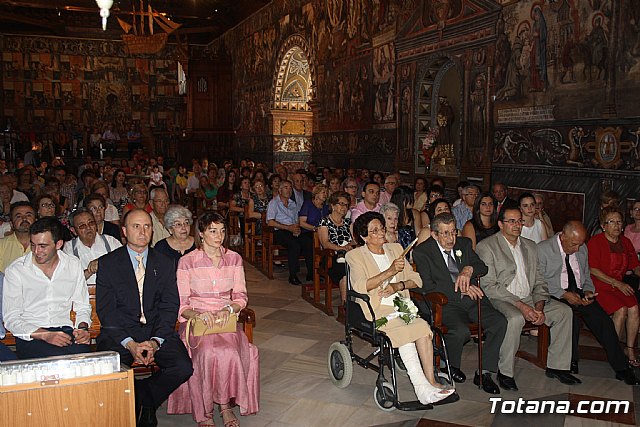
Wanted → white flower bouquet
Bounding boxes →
[375,295,419,329]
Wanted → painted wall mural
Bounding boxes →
[494,0,640,120]
[0,35,186,134]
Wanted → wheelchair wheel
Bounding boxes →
[328,342,353,389]
[373,382,396,412]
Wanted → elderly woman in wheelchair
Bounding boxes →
[345,211,455,405]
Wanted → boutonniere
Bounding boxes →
[455,250,463,262]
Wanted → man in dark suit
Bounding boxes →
[492,182,516,213]
[96,209,193,427]
[291,171,312,213]
[413,213,506,394]
[537,221,640,385]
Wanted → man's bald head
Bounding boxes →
[560,220,587,255]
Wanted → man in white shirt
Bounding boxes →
[63,208,121,286]
[0,174,28,203]
[3,217,92,358]
[476,207,577,391]
[186,163,203,195]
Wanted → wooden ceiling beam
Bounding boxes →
[0,9,64,33]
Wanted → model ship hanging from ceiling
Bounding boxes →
[115,0,182,55]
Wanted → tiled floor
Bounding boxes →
[157,262,639,427]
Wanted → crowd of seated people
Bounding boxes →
[1,150,640,421]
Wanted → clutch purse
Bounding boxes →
[185,314,237,349]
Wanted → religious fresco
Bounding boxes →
[494,0,640,120]
[0,35,186,134]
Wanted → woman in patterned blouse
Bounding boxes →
[318,190,356,304]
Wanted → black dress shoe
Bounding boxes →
[474,372,500,394]
[570,361,579,374]
[497,372,518,391]
[616,368,640,385]
[305,273,313,282]
[449,366,466,383]
[545,368,581,384]
[288,275,302,285]
[137,407,158,427]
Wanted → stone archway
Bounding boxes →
[414,55,463,177]
[270,34,315,171]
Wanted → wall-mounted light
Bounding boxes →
[95,0,114,31]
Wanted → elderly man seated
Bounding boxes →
[63,207,122,288]
[413,212,506,394]
[476,207,579,391]
[537,220,640,385]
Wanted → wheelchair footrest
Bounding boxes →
[397,401,433,411]
[432,392,460,406]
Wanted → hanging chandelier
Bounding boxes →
[95,0,114,31]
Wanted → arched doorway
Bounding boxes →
[271,35,315,171]
[415,56,462,177]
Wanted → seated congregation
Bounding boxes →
[0,157,639,425]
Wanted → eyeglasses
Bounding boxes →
[335,202,349,207]
[633,208,640,212]
[429,193,442,199]
[77,221,96,230]
[604,219,623,226]
[172,221,190,229]
[464,192,479,198]
[88,205,105,211]
[345,185,357,189]
[40,203,55,208]
[368,227,386,235]
[153,199,169,205]
[436,230,457,238]
[503,219,525,225]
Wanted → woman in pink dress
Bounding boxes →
[168,211,259,427]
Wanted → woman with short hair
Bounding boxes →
[154,204,196,265]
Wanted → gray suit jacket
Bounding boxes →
[537,233,595,299]
[476,233,549,305]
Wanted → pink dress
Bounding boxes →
[167,249,259,422]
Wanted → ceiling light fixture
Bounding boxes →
[95,0,114,31]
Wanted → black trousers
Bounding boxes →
[440,296,507,372]
[558,298,628,372]
[273,229,313,277]
[97,333,193,409]
[15,327,91,359]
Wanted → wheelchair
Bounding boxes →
[328,269,459,411]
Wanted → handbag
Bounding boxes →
[185,314,237,349]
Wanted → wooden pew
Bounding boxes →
[301,232,336,316]
[413,290,550,369]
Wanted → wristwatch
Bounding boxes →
[150,337,162,350]
[224,304,235,314]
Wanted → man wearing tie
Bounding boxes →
[537,221,640,384]
[413,213,506,394]
[96,209,193,427]
[492,182,516,213]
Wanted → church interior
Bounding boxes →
[1,0,640,426]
